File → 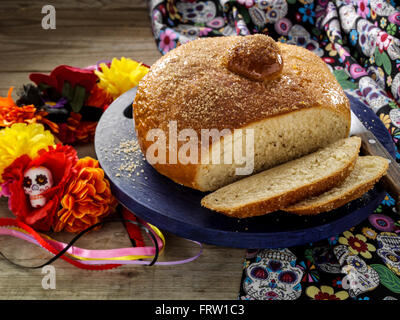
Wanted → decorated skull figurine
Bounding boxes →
[23,166,53,208]
[334,245,380,298]
[243,249,303,300]
[376,232,400,276]
[176,1,216,24]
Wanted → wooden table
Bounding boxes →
[0,1,245,300]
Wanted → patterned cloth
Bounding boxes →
[148,0,400,300]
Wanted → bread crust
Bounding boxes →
[201,153,358,218]
[284,158,389,215]
[133,35,351,190]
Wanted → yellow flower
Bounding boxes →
[0,123,55,182]
[95,57,149,100]
[306,285,348,300]
[339,231,376,259]
[379,113,392,129]
[371,9,376,20]
[362,227,377,240]
[325,43,338,57]
[167,0,181,20]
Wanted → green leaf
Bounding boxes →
[333,69,349,81]
[381,51,392,75]
[70,85,87,113]
[389,101,398,109]
[38,82,52,91]
[339,80,358,90]
[304,248,314,263]
[371,264,400,293]
[375,47,383,67]
[332,70,358,90]
[312,27,321,37]
[62,81,73,101]
[238,8,252,24]
[386,23,397,36]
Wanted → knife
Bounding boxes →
[350,110,400,210]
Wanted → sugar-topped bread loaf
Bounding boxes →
[133,34,351,191]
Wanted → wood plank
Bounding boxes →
[0,194,244,300]
[0,5,245,299]
[0,0,148,10]
[0,9,161,72]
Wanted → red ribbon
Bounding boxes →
[121,207,145,247]
[0,218,121,270]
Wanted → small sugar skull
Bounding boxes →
[176,1,216,24]
[389,109,400,129]
[175,24,200,44]
[338,4,358,33]
[370,0,396,17]
[23,166,53,208]
[377,233,400,276]
[341,255,380,298]
[243,249,303,300]
[334,245,379,298]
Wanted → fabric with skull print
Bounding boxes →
[149,0,400,300]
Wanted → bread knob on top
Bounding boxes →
[224,34,283,82]
[133,34,350,192]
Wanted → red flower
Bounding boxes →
[30,65,98,94]
[85,85,113,110]
[322,57,335,64]
[57,113,97,144]
[347,235,368,253]
[2,144,78,231]
[332,277,343,288]
[314,292,340,300]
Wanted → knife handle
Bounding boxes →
[357,131,400,207]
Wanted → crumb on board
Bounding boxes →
[108,138,146,178]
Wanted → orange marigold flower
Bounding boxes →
[53,157,117,233]
[63,112,97,143]
[0,87,59,133]
[86,84,113,110]
[0,87,16,107]
[32,110,59,134]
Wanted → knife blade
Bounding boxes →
[350,110,400,209]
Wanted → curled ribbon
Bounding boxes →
[0,216,202,270]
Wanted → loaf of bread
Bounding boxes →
[133,34,351,191]
[201,137,361,218]
[284,156,389,215]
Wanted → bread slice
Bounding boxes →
[284,156,389,215]
[201,136,361,218]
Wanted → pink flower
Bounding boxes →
[357,0,370,19]
[336,44,350,62]
[349,63,368,79]
[199,27,213,36]
[206,17,225,29]
[159,29,178,54]
[237,0,254,8]
[376,31,392,53]
[388,12,400,25]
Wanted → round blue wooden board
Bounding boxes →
[95,88,396,249]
